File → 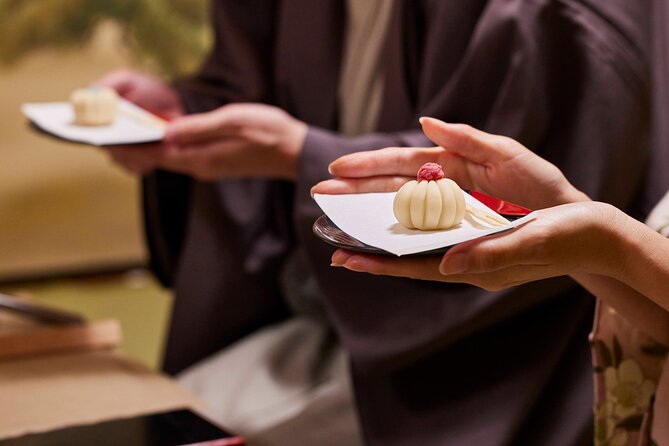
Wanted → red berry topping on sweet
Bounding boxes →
[417,162,445,181]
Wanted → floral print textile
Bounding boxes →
[591,190,669,446]
[591,303,667,445]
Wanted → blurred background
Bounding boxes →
[0,0,210,369]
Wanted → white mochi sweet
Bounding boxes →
[393,178,466,230]
[70,87,119,126]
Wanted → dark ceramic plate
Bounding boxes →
[313,191,531,256]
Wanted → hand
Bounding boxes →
[104,144,171,176]
[313,117,589,210]
[94,69,184,175]
[331,202,625,290]
[94,69,184,119]
[157,103,308,181]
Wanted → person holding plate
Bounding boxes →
[313,116,669,445]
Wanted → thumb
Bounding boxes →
[438,221,537,275]
[165,112,225,145]
[420,117,516,165]
[167,105,251,145]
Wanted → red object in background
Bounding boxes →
[470,190,532,217]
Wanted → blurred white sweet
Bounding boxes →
[69,86,119,126]
[393,163,466,230]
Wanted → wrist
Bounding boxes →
[596,203,669,312]
[280,119,308,181]
[587,202,640,280]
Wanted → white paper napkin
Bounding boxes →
[21,99,166,146]
[314,192,535,256]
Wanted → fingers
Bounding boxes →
[434,265,566,291]
[105,144,168,175]
[93,69,138,95]
[438,219,545,275]
[438,233,523,275]
[420,117,519,164]
[330,248,565,289]
[328,147,445,178]
[166,104,264,146]
[311,176,412,195]
[155,139,271,181]
[331,249,446,281]
[327,147,475,190]
[156,140,230,181]
[165,112,234,146]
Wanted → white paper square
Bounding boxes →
[21,99,166,146]
[313,192,535,256]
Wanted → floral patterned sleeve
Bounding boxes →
[591,190,669,446]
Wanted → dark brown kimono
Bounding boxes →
[142,1,667,444]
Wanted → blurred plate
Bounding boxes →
[21,99,166,146]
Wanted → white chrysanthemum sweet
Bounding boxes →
[393,163,466,230]
[70,86,119,126]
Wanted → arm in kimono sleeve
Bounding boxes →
[144,0,279,286]
[173,0,278,113]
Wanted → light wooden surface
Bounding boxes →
[1,273,173,371]
[0,350,206,441]
[0,304,205,441]
[0,318,121,360]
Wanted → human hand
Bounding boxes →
[313,117,589,210]
[104,144,171,176]
[331,202,625,290]
[94,69,184,119]
[157,103,308,181]
[94,69,183,175]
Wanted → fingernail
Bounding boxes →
[327,163,334,175]
[439,253,467,275]
[331,249,353,266]
[330,263,343,267]
[419,117,426,125]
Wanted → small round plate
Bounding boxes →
[313,215,388,255]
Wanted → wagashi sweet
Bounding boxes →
[70,86,119,126]
[393,162,466,230]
